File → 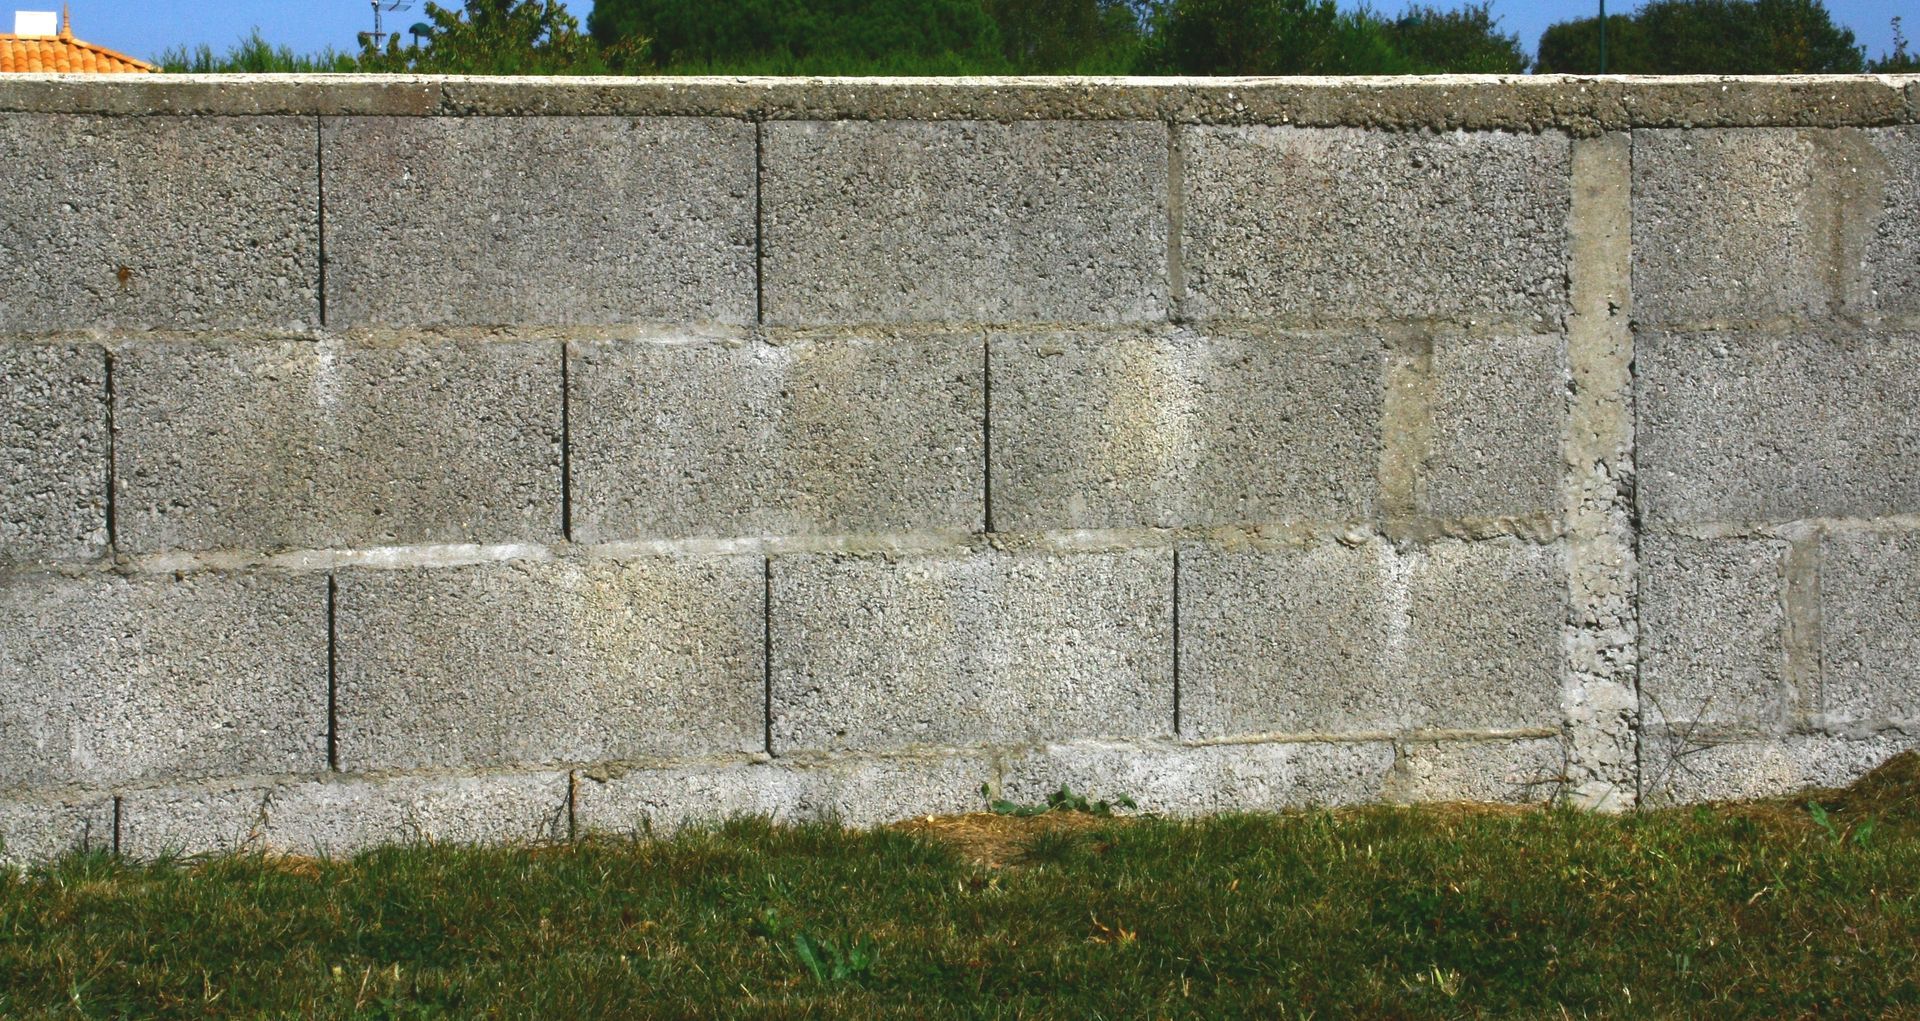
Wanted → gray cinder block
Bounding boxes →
[988,328,1380,531]
[1638,328,1920,527]
[1641,732,1917,806]
[0,796,114,866]
[115,338,561,553]
[1820,531,1920,726]
[1639,535,1792,730]
[770,548,1173,753]
[0,344,106,562]
[0,570,327,788]
[1383,737,1570,805]
[261,773,571,856]
[334,555,764,772]
[571,334,983,543]
[1181,126,1570,326]
[997,739,1394,814]
[1178,539,1565,738]
[1419,332,1567,522]
[0,114,318,332]
[761,120,1169,325]
[1632,127,1915,325]
[322,116,756,327]
[117,784,269,859]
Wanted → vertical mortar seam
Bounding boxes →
[754,119,766,325]
[326,573,340,772]
[315,114,327,329]
[560,341,572,543]
[1171,546,1181,737]
[1625,130,1646,807]
[1165,120,1186,322]
[567,771,578,842]
[982,331,994,534]
[102,347,116,550]
[111,794,122,856]
[763,556,774,756]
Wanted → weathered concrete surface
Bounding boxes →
[0,114,317,333]
[762,120,1168,324]
[989,328,1379,531]
[1383,737,1569,804]
[1640,536,1793,731]
[0,571,326,789]
[1642,732,1919,806]
[115,339,561,553]
[575,752,998,832]
[1178,539,1566,738]
[1419,332,1566,523]
[322,117,755,327]
[571,334,982,542]
[1637,328,1920,527]
[263,774,571,856]
[0,344,105,562]
[998,739,1395,814]
[0,795,113,865]
[1181,126,1570,326]
[335,555,764,772]
[1820,531,1920,726]
[1632,127,1915,325]
[771,548,1173,753]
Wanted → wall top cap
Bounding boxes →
[0,73,1914,132]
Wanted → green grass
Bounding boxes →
[3,758,1918,1019]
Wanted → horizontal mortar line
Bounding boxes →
[1183,727,1563,748]
[1635,312,1920,336]
[1648,513,1920,542]
[1642,720,1920,741]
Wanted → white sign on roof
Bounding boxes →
[13,10,58,36]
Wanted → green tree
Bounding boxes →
[1381,3,1529,74]
[587,0,1007,74]
[983,0,1147,73]
[361,0,614,74]
[1536,0,1864,74]
[1144,0,1406,74]
[1868,17,1918,72]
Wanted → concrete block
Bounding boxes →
[1418,332,1566,522]
[261,773,571,856]
[987,328,1379,531]
[571,334,983,543]
[0,343,106,562]
[115,339,561,553]
[118,784,269,859]
[1180,126,1570,326]
[1820,531,1920,726]
[997,739,1394,815]
[1641,731,1917,806]
[335,554,764,772]
[1178,539,1565,738]
[0,114,317,332]
[0,796,114,866]
[762,120,1168,324]
[1640,535,1792,730]
[771,548,1173,753]
[1632,127,1912,325]
[321,116,755,327]
[1383,737,1569,805]
[1638,328,1920,526]
[0,570,326,788]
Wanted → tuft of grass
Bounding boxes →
[0,754,1917,1018]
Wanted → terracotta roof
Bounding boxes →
[0,9,153,73]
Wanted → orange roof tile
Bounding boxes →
[0,9,153,73]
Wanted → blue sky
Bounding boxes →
[34,0,1916,68]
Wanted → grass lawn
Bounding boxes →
[3,754,1917,1019]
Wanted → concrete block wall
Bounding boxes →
[2,74,1916,861]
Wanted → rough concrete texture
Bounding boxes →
[260,774,571,856]
[988,328,1380,531]
[1418,332,1567,523]
[0,344,106,562]
[115,338,561,553]
[335,555,764,772]
[762,120,1168,324]
[1637,328,1920,527]
[1,76,1915,132]
[117,784,268,859]
[0,795,114,865]
[322,117,755,327]
[771,548,1173,753]
[0,570,326,789]
[1820,531,1920,726]
[998,739,1395,814]
[1631,128,1910,325]
[1383,737,1569,804]
[0,114,316,333]
[571,334,983,542]
[1640,535,1793,731]
[1642,731,1919,806]
[1181,126,1570,326]
[1178,539,1566,738]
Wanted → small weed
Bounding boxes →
[753,907,878,986]
[981,783,1138,818]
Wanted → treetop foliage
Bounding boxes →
[1535,0,1864,74]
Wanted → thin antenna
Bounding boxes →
[358,0,413,50]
